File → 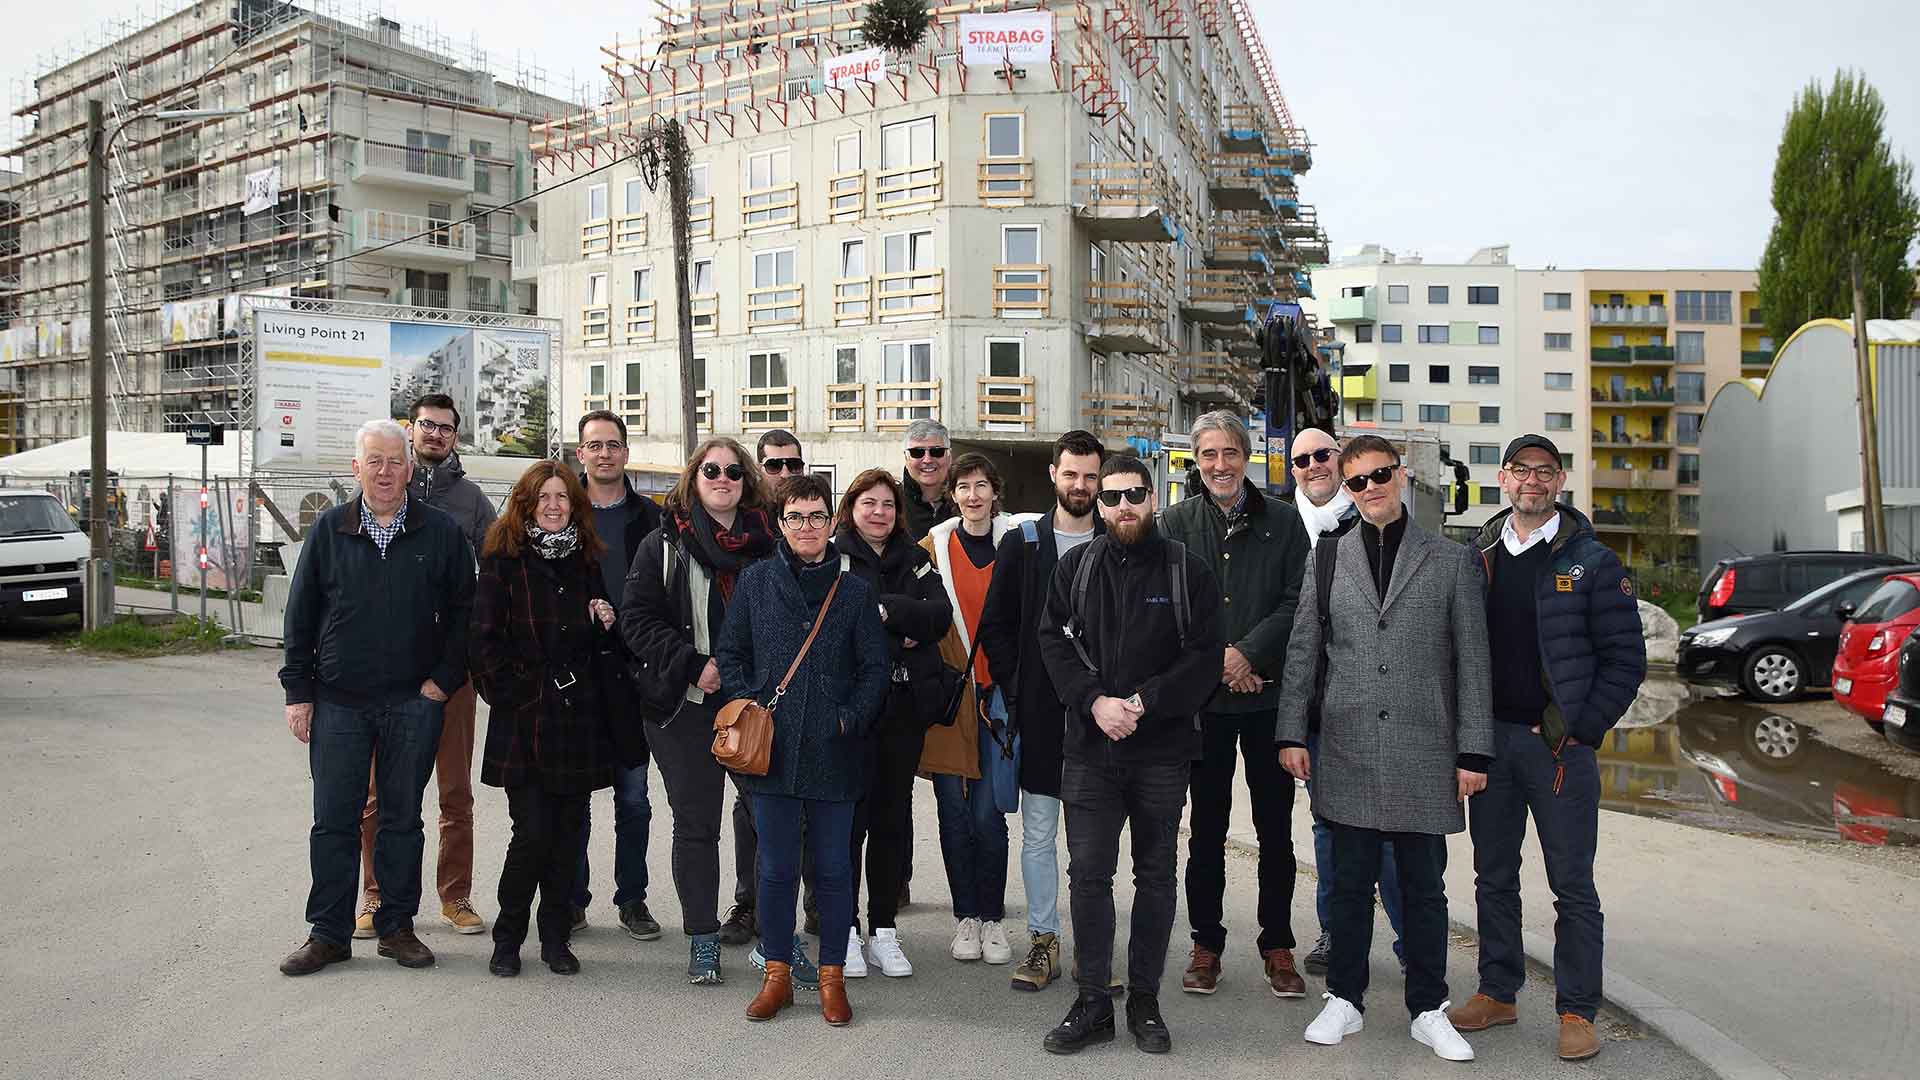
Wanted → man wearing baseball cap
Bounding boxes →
[1449,434,1645,1062]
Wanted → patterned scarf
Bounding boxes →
[525,522,581,561]
[671,502,776,603]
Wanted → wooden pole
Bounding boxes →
[1850,251,1887,552]
[665,121,698,462]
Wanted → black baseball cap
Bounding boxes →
[1501,434,1561,465]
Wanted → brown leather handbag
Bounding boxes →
[713,574,843,775]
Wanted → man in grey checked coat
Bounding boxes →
[1275,434,1494,1063]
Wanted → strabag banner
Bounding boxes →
[959,12,1052,65]
[824,48,885,89]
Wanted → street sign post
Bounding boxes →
[186,425,221,624]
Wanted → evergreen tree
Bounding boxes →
[862,0,931,55]
[1758,70,1918,347]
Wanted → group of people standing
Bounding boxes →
[275,396,1644,1064]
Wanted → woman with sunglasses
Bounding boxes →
[831,469,953,978]
[620,437,780,987]
[916,452,1019,968]
[719,473,891,1026]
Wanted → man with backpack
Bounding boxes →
[1036,455,1223,1056]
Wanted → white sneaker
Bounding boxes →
[980,920,1012,965]
[951,916,983,961]
[843,927,868,978]
[868,927,914,977]
[1304,993,1365,1046]
[1412,1003,1475,1062]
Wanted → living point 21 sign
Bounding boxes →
[254,311,551,467]
[958,12,1053,65]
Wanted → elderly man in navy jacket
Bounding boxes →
[1449,435,1646,1062]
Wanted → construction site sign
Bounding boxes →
[824,48,886,89]
[959,12,1052,65]
[242,165,281,216]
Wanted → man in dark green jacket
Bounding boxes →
[1159,410,1310,1000]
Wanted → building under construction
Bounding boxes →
[532,0,1330,488]
[1,0,572,453]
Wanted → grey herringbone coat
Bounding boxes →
[1275,517,1494,835]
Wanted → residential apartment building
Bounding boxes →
[1,0,569,451]
[534,0,1327,495]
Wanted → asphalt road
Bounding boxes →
[0,636,1714,1080]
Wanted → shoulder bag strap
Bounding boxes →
[767,573,843,707]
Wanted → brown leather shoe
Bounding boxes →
[279,936,350,976]
[375,928,435,969]
[1261,947,1307,999]
[819,964,852,1026]
[1181,945,1222,994]
[1446,993,1518,1031]
[1558,1014,1600,1060]
[746,961,794,1021]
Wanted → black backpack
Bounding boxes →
[1061,534,1190,676]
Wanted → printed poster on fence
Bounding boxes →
[170,484,253,592]
[959,12,1052,65]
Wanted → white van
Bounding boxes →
[0,488,88,618]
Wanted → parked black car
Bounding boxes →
[1678,564,1920,702]
[1884,631,1920,753]
[1696,551,1907,623]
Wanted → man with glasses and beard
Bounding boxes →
[977,430,1106,992]
[1037,455,1222,1056]
[1276,435,1493,1063]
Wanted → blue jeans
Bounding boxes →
[1309,733,1404,959]
[574,762,653,910]
[931,720,1009,921]
[753,794,855,966]
[1020,792,1062,935]
[306,695,444,945]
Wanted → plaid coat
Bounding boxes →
[472,549,617,795]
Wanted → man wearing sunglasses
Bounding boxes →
[1448,435,1644,1062]
[1275,434,1493,1063]
[1037,455,1224,1055]
[756,429,808,482]
[901,420,958,540]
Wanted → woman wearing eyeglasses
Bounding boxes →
[620,437,778,987]
[916,452,1019,968]
[718,473,891,1026]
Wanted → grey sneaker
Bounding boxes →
[1305,932,1331,976]
[619,901,662,941]
[687,932,723,985]
[751,934,820,992]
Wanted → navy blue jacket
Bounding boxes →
[1474,506,1646,747]
[715,543,891,802]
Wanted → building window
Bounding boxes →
[1545,411,1573,430]
[878,116,939,207]
[1543,292,1572,310]
[1675,290,1732,323]
[1428,285,1449,304]
[982,339,1027,427]
[1544,332,1571,350]
[1469,444,1501,465]
[1467,285,1500,305]
[1478,325,1500,345]
[586,272,607,306]
[1676,371,1706,404]
[749,248,801,327]
[1381,401,1404,422]
[1479,485,1502,505]
[881,229,938,318]
[881,340,936,419]
[1545,371,1573,390]
[1418,324,1448,343]
[587,182,608,221]
[1388,284,1409,304]
[1380,323,1403,343]
[748,350,788,388]
[1480,404,1501,423]
[1419,404,1450,423]
[1468,365,1500,385]
[983,113,1028,197]
[1677,412,1702,445]
[1679,453,1700,485]
[624,177,648,214]
[1429,364,1451,383]
[744,148,795,227]
[1355,402,1375,422]
[1389,363,1410,382]
[1676,330,1705,364]
[1355,324,1374,343]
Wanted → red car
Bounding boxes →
[1835,572,1920,729]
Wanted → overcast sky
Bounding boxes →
[7,0,1916,270]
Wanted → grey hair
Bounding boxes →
[903,419,950,447]
[354,419,409,461]
[1190,410,1251,455]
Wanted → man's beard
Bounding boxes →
[415,445,449,466]
[1057,486,1094,518]
[1110,513,1154,545]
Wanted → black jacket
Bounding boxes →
[409,451,497,557]
[902,470,957,541]
[1037,529,1225,765]
[1159,480,1309,716]
[618,516,733,723]
[978,512,1103,797]
[279,497,475,707]
[580,471,664,582]
[837,528,953,733]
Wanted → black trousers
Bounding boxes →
[850,725,927,931]
[1062,756,1190,997]
[1185,710,1297,954]
[494,785,590,949]
[1325,821,1451,1017]
[647,710,731,935]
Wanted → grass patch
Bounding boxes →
[114,574,262,603]
[71,615,232,657]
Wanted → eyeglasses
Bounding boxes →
[761,457,805,474]
[1342,465,1399,492]
[414,418,456,437]
[1290,447,1338,470]
[1096,486,1151,507]
[581,440,625,454]
[700,462,747,482]
[1503,462,1561,482]
[906,446,949,460]
[780,510,831,530]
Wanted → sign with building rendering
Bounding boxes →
[959,12,1052,65]
[824,48,885,89]
[254,311,551,467]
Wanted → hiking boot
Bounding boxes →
[1127,993,1172,1054]
[1044,991,1116,1055]
[1412,1003,1474,1061]
[688,932,724,985]
[1011,932,1059,991]
[353,895,378,940]
[278,936,350,976]
[1303,932,1331,976]
[718,904,756,947]
[980,920,1012,964]
[1262,947,1307,998]
[618,901,662,941]
[440,898,485,935]
[375,928,434,969]
[1447,993,1518,1032]
[788,935,821,992]
[1558,1014,1601,1061]
[746,960,793,1021]
[541,943,581,975]
[1181,944,1222,994]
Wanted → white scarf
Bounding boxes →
[1296,487,1355,538]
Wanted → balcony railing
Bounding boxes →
[356,140,469,184]
[1085,282,1172,354]
[580,219,612,257]
[1591,387,1676,405]
[876,269,945,320]
[1590,304,1667,326]
[874,161,942,213]
[1741,349,1773,367]
[1083,392,1168,439]
[827,170,866,222]
[826,383,867,432]
[992,265,1050,318]
[741,182,799,230]
[834,276,873,325]
[1592,467,1677,491]
[1072,159,1176,242]
[689,196,714,238]
[741,385,797,430]
[977,374,1036,429]
[979,157,1034,201]
[1178,352,1257,404]
[690,294,719,336]
[581,305,611,344]
[694,388,714,433]
[625,300,657,342]
[746,283,804,330]
[400,288,449,309]
[614,213,647,251]
[875,380,942,430]
[512,234,539,281]
[361,211,474,258]
[1591,345,1675,365]
[1328,292,1377,323]
[1592,431,1676,448]
[611,392,647,436]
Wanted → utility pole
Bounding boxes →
[86,98,113,630]
[1850,250,1887,552]
[630,118,698,460]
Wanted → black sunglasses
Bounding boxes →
[1342,465,1399,492]
[906,446,949,460]
[700,462,747,482]
[761,457,805,474]
[1290,447,1337,470]
[1096,486,1151,507]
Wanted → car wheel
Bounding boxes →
[1743,713,1805,768]
[1742,646,1805,702]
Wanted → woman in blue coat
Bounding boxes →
[716,473,890,1027]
